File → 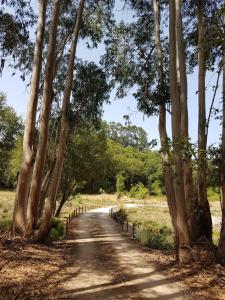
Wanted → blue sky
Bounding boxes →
[0,0,222,148]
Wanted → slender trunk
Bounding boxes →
[36,0,85,240]
[152,0,177,252]
[12,0,48,235]
[55,193,70,217]
[175,0,195,216]
[169,0,191,263]
[38,165,54,219]
[197,0,212,242]
[26,0,61,234]
[216,5,225,265]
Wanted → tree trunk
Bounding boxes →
[169,0,192,263]
[152,0,177,253]
[55,194,69,217]
[12,0,48,235]
[38,165,54,219]
[197,0,212,242]
[26,0,61,234]
[36,0,85,241]
[175,0,195,215]
[216,5,225,265]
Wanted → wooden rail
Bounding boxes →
[64,205,87,236]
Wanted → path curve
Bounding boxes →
[58,207,190,299]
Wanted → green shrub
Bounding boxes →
[113,207,127,224]
[129,185,138,198]
[129,183,149,199]
[51,218,64,236]
[46,218,64,241]
[136,221,173,250]
[48,228,59,241]
[116,172,126,198]
[0,218,12,232]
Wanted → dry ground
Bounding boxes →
[0,208,225,299]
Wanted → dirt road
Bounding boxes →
[57,208,189,300]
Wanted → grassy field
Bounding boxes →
[0,191,222,245]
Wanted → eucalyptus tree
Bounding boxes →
[13,0,48,235]
[216,0,225,265]
[0,0,35,75]
[11,0,114,238]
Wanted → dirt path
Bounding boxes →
[57,208,190,300]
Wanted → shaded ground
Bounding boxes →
[0,208,225,299]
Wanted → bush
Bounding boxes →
[129,183,149,199]
[136,221,173,250]
[0,218,12,232]
[48,228,59,241]
[116,172,126,198]
[113,207,127,224]
[46,218,64,242]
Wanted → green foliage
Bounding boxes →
[114,207,173,250]
[136,223,173,250]
[129,183,149,199]
[113,207,127,223]
[0,217,12,232]
[106,122,150,150]
[0,93,23,188]
[116,172,126,197]
[207,187,220,202]
[46,218,64,242]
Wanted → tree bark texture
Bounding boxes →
[197,0,212,242]
[216,3,225,265]
[37,0,85,240]
[169,0,192,262]
[13,0,48,235]
[26,0,62,234]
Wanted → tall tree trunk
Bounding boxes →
[36,0,85,241]
[175,0,195,215]
[169,0,192,263]
[37,164,54,219]
[216,5,225,265]
[12,0,48,235]
[197,0,212,242]
[152,0,177,251]
[26,0,61,234]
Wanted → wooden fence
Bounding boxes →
[109,206,153,246]
[64,205,87,236]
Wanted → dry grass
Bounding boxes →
[0,191,14,232]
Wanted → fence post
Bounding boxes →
[132,223,135,238]
[66,218,69,235]
[126,221,128,232]
[82,206,84,213]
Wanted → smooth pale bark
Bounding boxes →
[37,0,85,240]
[37,165,54,219]
[175,0,195,215]
[26,0,61,234]
[197,0,212,242]
[152,0,177,251]
[12,0,48,235]
[169,0,191,262]
[216,6,225,265]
